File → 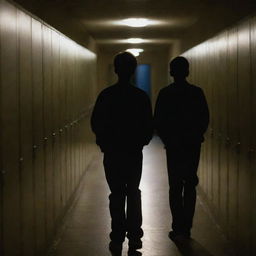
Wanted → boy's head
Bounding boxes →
[114,52,137,79]
[170,56,189,78]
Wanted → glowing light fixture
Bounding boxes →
[126,38,144,44]
[126,48,144,57]
[121,18,153,27]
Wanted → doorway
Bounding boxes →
[135,64,151,98]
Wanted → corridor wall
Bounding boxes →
[0,0,97,255]
[183,14,256,255]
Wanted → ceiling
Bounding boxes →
[14,0,256,54]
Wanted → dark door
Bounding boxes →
[135,64,151,98]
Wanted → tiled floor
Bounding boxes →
[48,137,233,256]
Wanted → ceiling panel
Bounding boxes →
[13,0,256,53]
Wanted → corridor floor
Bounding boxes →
[48,137,233,256]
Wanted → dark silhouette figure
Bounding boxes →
[91,52,153,255]
[154,56,209,241]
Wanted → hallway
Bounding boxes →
[1,0,256,255]
[48,138,231,256]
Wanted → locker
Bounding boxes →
[65,42,72,202]
[202,44,210,199]
[42,24,54,241]
[226,27,239,243]
[0,2,3,254]
[237,20,252,254]
[51,30,61,222]
[0,0,98,255]
[196,46,206,192]
[18,10,35,255]
[218,32,229,231]
[183,19,256,253]
[59,36,68,207]
[0,0,99,254]
[204,41,212,201]
[211,38,220,215]
[0,1,21,254]
[251,16,256,255]
[205,42,214,202]
[31,18,47,254]
[73,49,78,186]
[67,42,72,201]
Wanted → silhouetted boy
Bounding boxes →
[154,56,209,241]
[91,52,153,255]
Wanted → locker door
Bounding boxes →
[250,16,256,255]
[32,18,47,253]
[205,42,214,203]
[227,26,239,245]
[211,38,220,214]
[42,24,54,241]
[52,30,61,222]
[204,41,212,201]
[237,20,251,254]
[0,1,21,254]
[59,36,68,207]
[65,41,72,201]
[218,32,229,231]
[18,10,35,255]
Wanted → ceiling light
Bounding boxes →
[121,18,152,27]
[126,38,144,44]
[126,48,144,57]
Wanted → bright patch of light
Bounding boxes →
[126,38,144,44]
[126,48,144,57]
[121,18,153,27]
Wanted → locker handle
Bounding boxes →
[32,145,37,159]
[225,137,231,147]
[235,142,241,154]
[210,129,214,137]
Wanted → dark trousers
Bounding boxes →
[103,151,143,243]
[166,143,201,235]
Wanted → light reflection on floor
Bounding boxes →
[49,137,232,256]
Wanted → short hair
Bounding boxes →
[114,52,137,75]
[170,56,189,77]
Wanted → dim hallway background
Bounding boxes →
[0,0,256,255]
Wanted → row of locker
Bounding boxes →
[0,0,97,255]
[184,14,256,255]
[1,117,95,255]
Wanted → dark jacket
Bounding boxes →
[154,81,209,147]
[91,83,153,152]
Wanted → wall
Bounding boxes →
[183,14,256,255]
[0,0,97,255]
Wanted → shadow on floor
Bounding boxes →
[110,249,142,256]
[173,239,214,256]
[127,250,142,256]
